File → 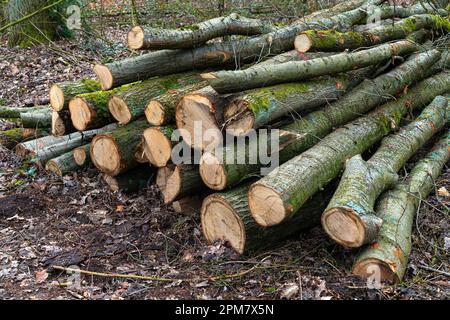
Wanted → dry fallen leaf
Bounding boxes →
[35,270,49,283]
[437,187,450,198]
[280,283,299,299]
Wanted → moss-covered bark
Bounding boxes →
[50,79,101,111]
[0,105,48,118]
[20,109,52,128]
[248,71,450,227]
[45,150,80,176]
[0,127,44,150]
[353,132,450,283]
[323,96,448,248]
[200,50,442,190]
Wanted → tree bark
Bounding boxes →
[322,96,448,248]
[49,79,102,111]
[142,126,174,167]
[45,150,80,177]
[353,132,450,283]
[156,164,205,204]
[247,71,450,227]
[201,182,336,254]
[203,39,421,93]
[128,13,277,50]
[94,0,384,90]
[0,105,48,118]
[0,127,43,150]
[102,166,155,193]
[199,50,442,190]
[20,109,52,128]
[108,72,204,125]
[90,120,149,176]
[52,110,75,136]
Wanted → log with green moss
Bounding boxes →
[0,128,44,150]
[69,83,138,131]
[353,132,450,283]
[202,182,336,254]
[0,105,48,118]
[295,15,450,53]
[108,72,204,125]
[142,125,175,167]
[322,96,448,248]
[94,0,383,90]
[156,164,205,204]
[52,110,75,136]
[45,150,80,177]
[203,39,422,93]
[103,166,155,193]
[90,120,148,176]
[128,13,277,50]
[20,109,52,128]
[375,3,448,21]
[247,71,450,227]
[49,79,102,111]
[199,50,442,190]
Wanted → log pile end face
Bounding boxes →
[143,128,172,167]
[127,26,145,50]
[145,100,165,126]
[352,257,400,284]
[69,97,94,131]
[91,135,122,176]
[109,96,132,124]
[93,64,114,91]
[49,84,64,111]
[156,166,181,204]
[248,184,286,227]
[199,152,227,190]
[321,207,366,248]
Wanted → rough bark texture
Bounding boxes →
[20,109,52,128]
[95,0,383,90]
[45,150,80,176]
[223,67,372,135]
[0,128,43,150]
[129,13,277,50]
[199,50,442,190]
[201,182,337,254]
[204,39,421,93]
[322,96,448,248]
[108,72,204,125]
[50,79,101,111]
[353,132,450,283]
[103,166,155,193]
[247,71,450,227]
[90,120,149,176]
[375,3,448,20]
[52,110,75,136]
[295,15,449,52]
[0,105,48,118]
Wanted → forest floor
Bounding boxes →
[0,7,449,300]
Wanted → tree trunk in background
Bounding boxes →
[0,1,7,29]
[7,0,57,47]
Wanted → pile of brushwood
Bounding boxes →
[1,0,449,285]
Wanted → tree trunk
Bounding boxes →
[201,182,336,254]
[156,164,205,204]
[0,128,43,150]
[128,13,277,50]
[45,150,80,176]
[295,14,449,53]
[108,72,204,125]
[20,109,52,128]
[203,39,421,93]
[94,0,383,90]
[353,132,450,283]
[223,67,372,136]
[102,166,155,193]
[374,3,448,21]
[52,110,75,136]
[247,71,450,227]
[90,120,149,176]
[7,0,57,48]
[199,50,442,190]
[73,144,91,166]
[322,96,448,248]
[142,126,174,167]
[49,79,101,111]
[0,105,48,118]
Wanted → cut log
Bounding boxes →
[142,126,174,167]
[172,196,203,214]
[156,164,205,204]
[199,50,442,190]
[203,39,422,93]
[102,166,155,193]
[20,109,52,128]
[49,79,101,111]
[69,83,138,131]
[0,105,48,118]
[45,150,81,176]
[247,71,450,227]
[94,0,383,90]
[134,141,148,164]
[294,14,449,53]
[375,3,448,21]
[128,13,277,50]
[223,67,372,136]
[322,96,448,248]
[90,120,149,176]
[108,72,204,125]
[52,110,75,136]
[176,86,231,151]
[145,81,208,126]
[0,128,43,150]
[201,182,336,254]
[73,144,91,166]
[352,132,450,283]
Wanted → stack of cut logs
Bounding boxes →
[1,0,449,284]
